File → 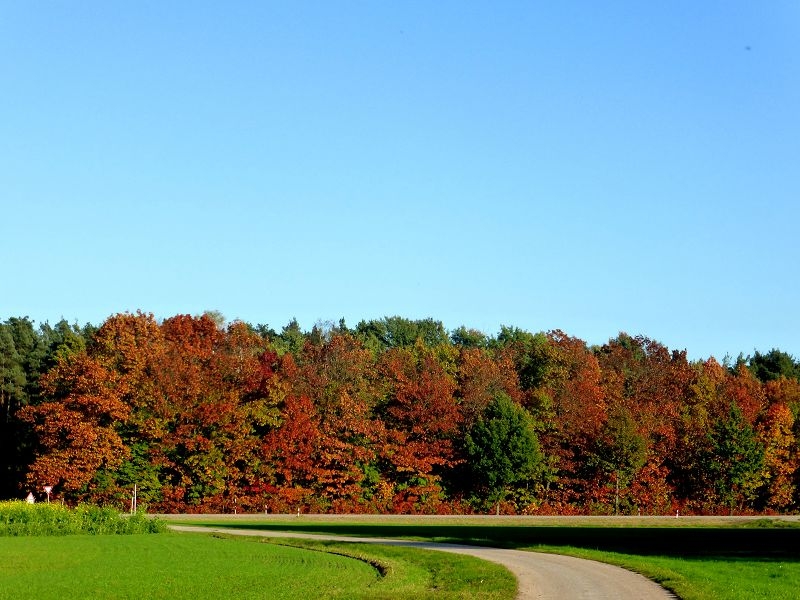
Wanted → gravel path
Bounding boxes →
[170,525,677,599]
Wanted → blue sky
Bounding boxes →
[1,2,798,361]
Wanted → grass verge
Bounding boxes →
[530,545,800,600]
[255,535,516,599]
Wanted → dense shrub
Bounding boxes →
[0,501,166,536]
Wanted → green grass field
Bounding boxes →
[0,532,515,600]
[5,508,800,599]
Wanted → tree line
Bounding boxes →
[2,312,799,515]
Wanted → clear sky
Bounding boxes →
[1,2,798,361]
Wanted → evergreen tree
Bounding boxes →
[707,404,765,513]
[464,393,543,514]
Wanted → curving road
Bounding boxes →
[170,525,677,599]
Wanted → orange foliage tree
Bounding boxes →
[19,354,129,497]
[378,343,461,511]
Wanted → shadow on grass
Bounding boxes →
[195,522,800,559]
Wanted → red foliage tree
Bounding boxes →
[378,343,461,509]
[594,334,694,513]
[724,364,767,426]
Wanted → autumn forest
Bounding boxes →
[2,312,799,515]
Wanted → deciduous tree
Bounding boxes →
[19,354,129,496]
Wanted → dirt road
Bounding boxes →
[170,525,677,599]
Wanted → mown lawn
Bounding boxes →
[0,532,515,600]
